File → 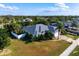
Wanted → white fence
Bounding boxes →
[11,32,26,39]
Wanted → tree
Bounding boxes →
[0,29,10,50]
[10,22,24,35]
[34,18,49,25]
[57,21,64,39]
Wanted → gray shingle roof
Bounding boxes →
[22,24,58,36]
[48,26,55,33]
[22,25,36,35]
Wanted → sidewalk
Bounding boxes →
[59,35,79,56]
[60,41,77,56]
[59,35,74,43]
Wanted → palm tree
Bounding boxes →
[57,21,64,39]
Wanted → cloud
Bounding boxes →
[41,3,70,13]
[0,4,19,11]
[55,3,70,11]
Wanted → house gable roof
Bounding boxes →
[22,24,58,36]
[23,25,36,35]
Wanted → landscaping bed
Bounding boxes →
[6,39,70,56]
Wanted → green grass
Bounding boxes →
[70,46,79,56]
[65,34,79,40]
[6,39,70,56]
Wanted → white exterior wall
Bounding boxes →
[54,30,59,38]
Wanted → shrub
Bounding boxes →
[22,31,53,42]
[23,32,33,42]
[36,34,45,41]
[44,31,53,40]
[32,31,53,41]
[32,35,38,41]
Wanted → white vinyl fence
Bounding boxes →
[11,32,26,39]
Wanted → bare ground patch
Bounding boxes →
[0,48,11,56]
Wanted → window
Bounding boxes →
[39,26,41,32]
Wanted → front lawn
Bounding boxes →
[70,46,79,56]
[6,39,70,56]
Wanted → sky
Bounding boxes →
[0,3,79,16]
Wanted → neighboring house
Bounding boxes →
[22,18,32,22]
[64,18,79,28]
[23,24,59,38]
[64,20,72,27]
[72,19,79,27]
[18,18,32,22]
[64,19,79,35]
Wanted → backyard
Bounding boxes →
[5,39,70,56]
